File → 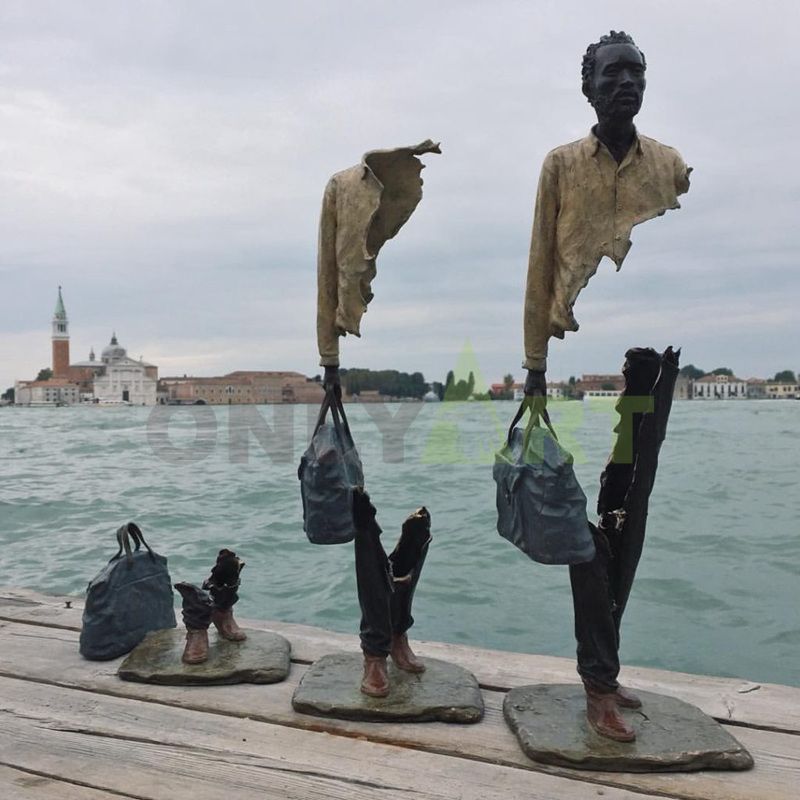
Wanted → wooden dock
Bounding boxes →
[0,588,797,800]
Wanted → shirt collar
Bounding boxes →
[586,126,643,159]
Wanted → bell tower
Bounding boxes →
[52,286,70,378]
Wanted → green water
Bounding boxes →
[1,400,797,687]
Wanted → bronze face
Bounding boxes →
[589,43,646,122]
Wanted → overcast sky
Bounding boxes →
[2,0,798,390]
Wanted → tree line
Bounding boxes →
[339,368,428,399]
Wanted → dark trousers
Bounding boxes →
[569,347,679,691]
[354,518,430,657]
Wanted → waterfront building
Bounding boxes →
[14,378,81,406]
[746,378,767,399]
[763,381,799,399]
[14,288,158,406]
[575,373,624,399]
[673,375,692,400]
[91,334,158,405]
[692,373,747,400]
[158,371,324,405]
[490,381,567,401]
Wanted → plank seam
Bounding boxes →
[0,672,707,800]
[0,759,145,800]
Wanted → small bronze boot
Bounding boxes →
[174,582,213,665]
[211,607,247,642]
[614,685,642,709]
[585,684,636,742]
[204,549,247,642]
[182,628,209,664]
[361,654,390,697]
[388,507,431,673]
[390,631,425,673]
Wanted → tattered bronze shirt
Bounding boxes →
[523,130,691,371]
[317,140,441,367]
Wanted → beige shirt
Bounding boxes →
[523,130,691,371]
[317,140,441,367]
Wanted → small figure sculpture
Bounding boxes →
[175,549,246,665]
[352,488,431,697]
[521,31,690,742]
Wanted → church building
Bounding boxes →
[14,288,158,405]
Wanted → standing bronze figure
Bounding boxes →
[313,142,441,697]
[522,31,691,742]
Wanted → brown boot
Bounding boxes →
[211,607,247,641]
[615,685,642,709]
[585,685,636,742]
[182,629,209,664]
[390,632,425,673]
[361,654,390,697]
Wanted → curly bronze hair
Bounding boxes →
[581,31,646,102]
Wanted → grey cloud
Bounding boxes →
[1,1,798,390]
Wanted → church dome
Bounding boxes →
[101,333,127,363]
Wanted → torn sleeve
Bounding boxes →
[317,177,340,367]
[523,158,559,371]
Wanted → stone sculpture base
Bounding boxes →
[118,628,291,686]
[292,652,484,723]
[503,684,753,772]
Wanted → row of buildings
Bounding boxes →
[492,373,799,402]
[12,289,324,407]
[14,289,159,406]
[11,289,799,407]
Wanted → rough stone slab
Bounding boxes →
[504,683,754,772]
[292,652,484,723]
[118,628,291,685]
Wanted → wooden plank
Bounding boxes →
[0,623,797,800]
[2,588,798,734]
[0,676,656,800]
[0,764,129,800]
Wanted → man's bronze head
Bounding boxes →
[582,31,647,122]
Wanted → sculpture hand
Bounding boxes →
[524,369,547,413]
[323,365,342,400]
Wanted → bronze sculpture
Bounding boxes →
[119,547,291,685]
[175,549,247,664]
[353,489,432,696]
[313,142,441,697]
[522,31,690,742]
[316,140,441,395]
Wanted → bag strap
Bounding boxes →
[314,387,356,447]
[112,522,155,563]
[329,391,356,445]
[312,389,334,436]
[127,522,155,558]
[506,398,557,445]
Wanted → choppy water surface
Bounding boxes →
[1,400,797,687]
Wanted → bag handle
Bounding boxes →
[313,387,356,447]
[312,389,334,436]
[506,397,557,445]
[329,390,356,445]
[112,522,156,563]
